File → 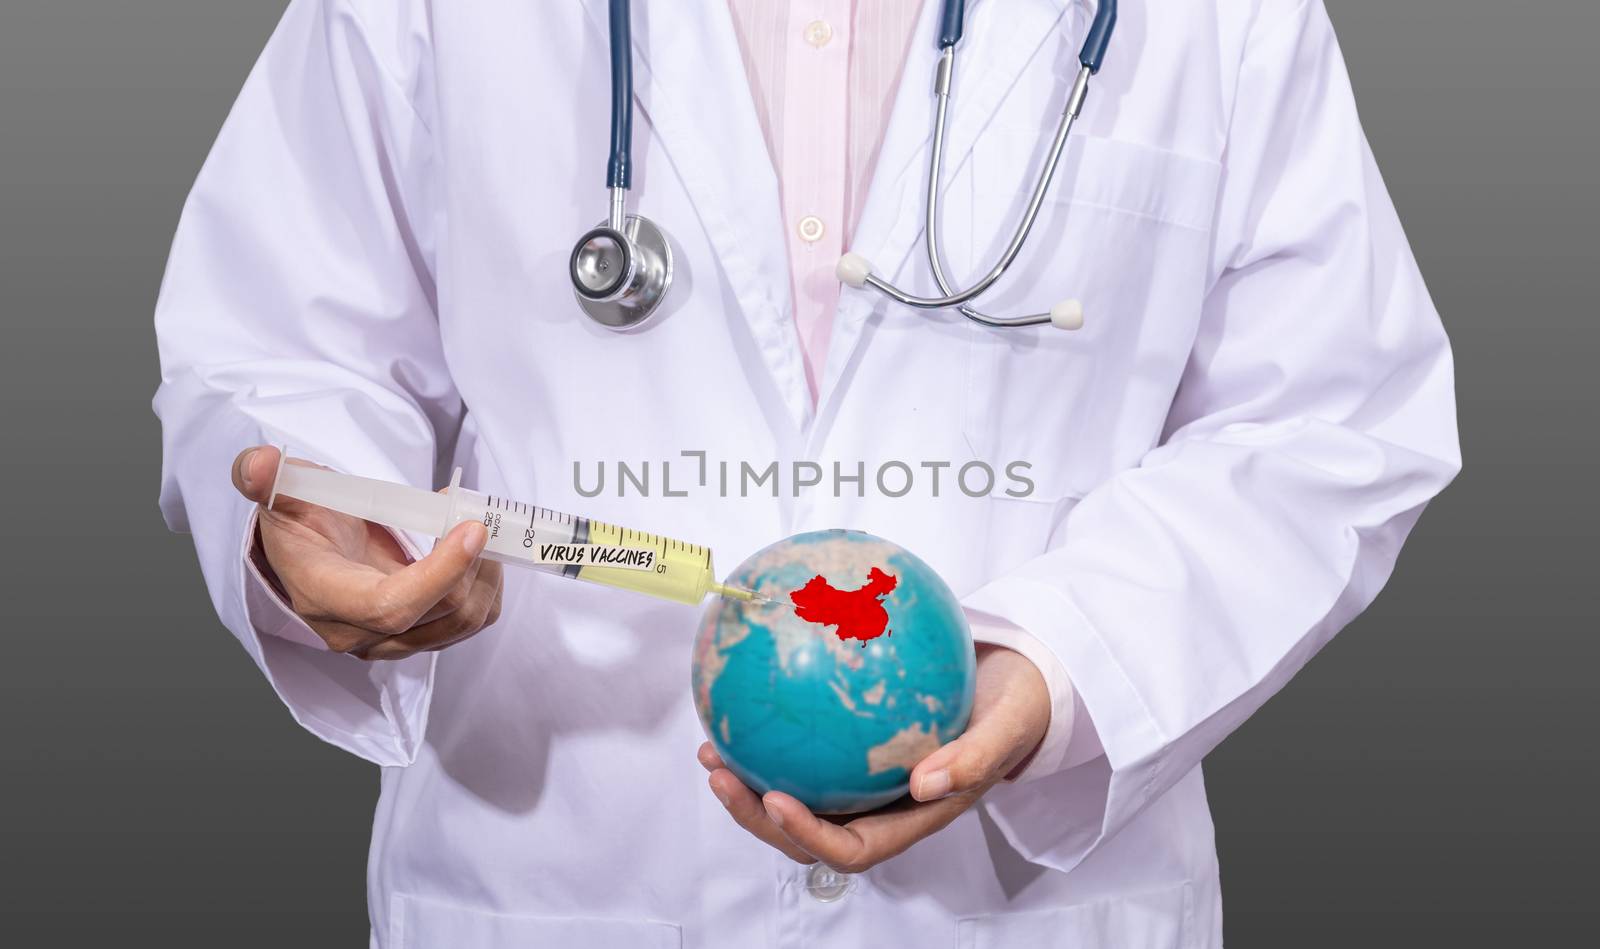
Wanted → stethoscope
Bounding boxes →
[569,0,1117,333]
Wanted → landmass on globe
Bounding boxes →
[788,567,898,646]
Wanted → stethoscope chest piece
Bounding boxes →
[569,214,674,331]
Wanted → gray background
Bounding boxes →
[1,0,1595,944]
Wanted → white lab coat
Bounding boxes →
[153,0,1460,945]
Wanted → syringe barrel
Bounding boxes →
[270,460,718,606]
[440,490,715,605]
[272,463,450,536]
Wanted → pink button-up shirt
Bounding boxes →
[725,0,924,401]
[725,0,1099,781]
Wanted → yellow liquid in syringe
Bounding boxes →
[573,520,760,606]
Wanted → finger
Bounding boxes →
[355,602,484,660]
[359,564,501,659]
[762,791,970,874]
[469,561,505,632]
[697,741,726,773]
[232,445,280,503]
[305,618,391,656]
[909,654,1048,802]
[235,448,325,518]
[358,521,489,633]
[907,722,1015,803]
[414,554,486,625]
[708,770,815,865]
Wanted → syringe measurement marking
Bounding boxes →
[519,507,583,549]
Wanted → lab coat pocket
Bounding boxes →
[390,893,682,949]
[963,129,1220,503]
[955,881,1193,949]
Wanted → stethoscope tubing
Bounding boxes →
[605,0,633,191]
[574,0,1118,331]
[858,0,1114,326]
[902,56,1090,326]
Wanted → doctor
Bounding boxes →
[154,0,1459,946]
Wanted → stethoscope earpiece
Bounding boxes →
[1049,300,1085,331]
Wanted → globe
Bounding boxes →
[692,529,976,815]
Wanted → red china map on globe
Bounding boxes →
[789,568,898,644]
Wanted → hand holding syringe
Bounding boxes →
[266,449,767,607]
[231,447,772,661]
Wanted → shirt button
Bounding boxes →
[797,215,826,243]
[804,20,833,48]
[805,864,853,903]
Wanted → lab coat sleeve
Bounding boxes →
[961,0,1461,872]
[152,0,454,767]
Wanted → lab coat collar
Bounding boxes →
[813,0,1078,438]
[576,0,812,437]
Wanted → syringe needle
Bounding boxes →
[711,584,785,608]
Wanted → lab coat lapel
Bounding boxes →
[576,0,811,435]
[813,0,1075,429]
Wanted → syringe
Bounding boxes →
[267,454,767,607]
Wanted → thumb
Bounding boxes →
[363,521,490,631]
[908,698,1039,803]
[232,445,280,504]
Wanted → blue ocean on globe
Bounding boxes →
[692,529,976,814]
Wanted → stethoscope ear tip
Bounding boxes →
[836,253,874,289]
[1050,300,1085,331]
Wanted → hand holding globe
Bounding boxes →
[693,530,1052,872]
